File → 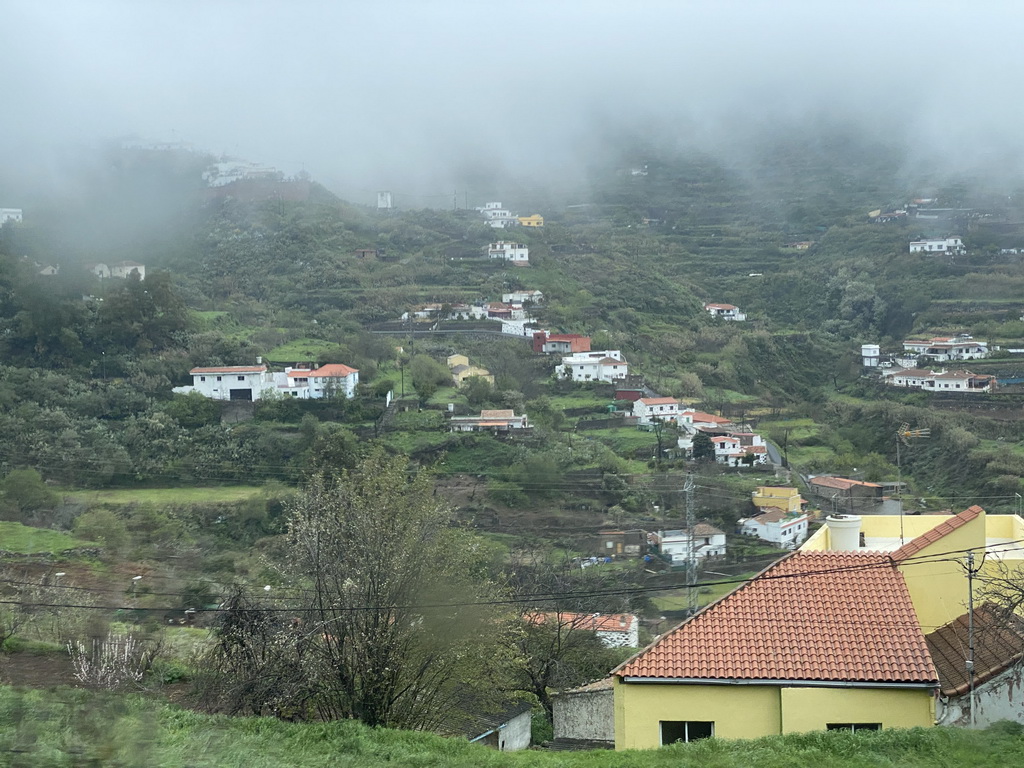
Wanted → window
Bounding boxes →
[826,723,880,732]
[200,376,206,382]
[237,376,245,381]
[216,376,222,382]
[661,721,713,744]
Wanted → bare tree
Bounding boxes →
[67,630,163,689]
[201,448,505,729]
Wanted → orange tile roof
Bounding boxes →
[527,612,637,634]
[690,411,732,424]
[890,505,983,562]
[314,363,359,377]
[616,551,937,684]
[637,397,679,406]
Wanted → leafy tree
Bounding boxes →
[0,469,58,522]
[691,432,715,462]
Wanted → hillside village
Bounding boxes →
[4,134,1024,759]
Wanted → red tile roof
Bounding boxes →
[527,612,637,634]
[690,412,732,424]
[637,397,679,406]
[890,505,984,563]
[616,552,937,684]
[926,606,1024,696]
[313,363,359,377]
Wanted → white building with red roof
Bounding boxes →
[902,334,988,361]
[275,363,360,399]
[632,397,694,426]
[560,350,628,383]
[882,367,995,393]
[738,507,811,548]
[527,612,640,649]
[704,302,746,321]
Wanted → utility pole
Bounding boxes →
[685,473,697,615]
[965,550,982,728]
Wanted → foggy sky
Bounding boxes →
[4,1,1024,205]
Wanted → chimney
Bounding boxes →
[826,514,862,551]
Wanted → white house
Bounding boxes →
[657,525,727,564]
[502,289,543,304]
[274,363,360,399]
[110,260,146,279]
[704,302,746,321]
[711,433,769,467]
[0,208,23,226]
[528,612,640,649]
[632,397,682,426]
[449,409,529,432]
[181,365,274,401]
[738,507,811,549]
[883,367,995,393]
[902,335,989,361]
[477,202,516,228]
[560,350,629,383]
[909,237,965,254]
[87,261,146,280]
[487,242,529,264]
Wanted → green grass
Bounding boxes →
[652,571,758,611]
[63,486,266,506]
[754,418,820,442]
[265,338,341,361]
[587,427,660,455]
[2,687,1023,766]
[0,521,98,554]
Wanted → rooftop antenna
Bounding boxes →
[897,423,930,544]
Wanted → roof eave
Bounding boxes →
[619,676,938,689]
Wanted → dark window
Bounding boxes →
[216,376,222,382]
[200,376,206,382]
[826,723,881,732]
[238,376,245,381]
[660,721,714,744]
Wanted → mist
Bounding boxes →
[4,1,1024,205]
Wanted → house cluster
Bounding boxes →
[87,261,147,280]
[0,208,22,226]
[400,291,544,337]
[532,331,590,354]
[474,202,544,229]
[704,302,746,321]
[487,241,529,265]
[553,506,1024,750]
[625,395,769,466]
[173,360,359,401]
[861,336,995,394]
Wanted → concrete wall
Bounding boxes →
[499,710,532,751]
[554,688,614,742]
[937,664,1024,727]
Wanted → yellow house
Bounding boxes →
[612,506,1024,748]
[447,353,494,386]
[517,214,544,227]
[613,549,937,749]
[751,486,803,514]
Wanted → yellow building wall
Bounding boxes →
[518,214,544,227]
[447,354,469,368]
[780,687,933,733]
[753,487,802,513]
[614,680,934,749]
[895,513,985,630]
[614,679,781,750]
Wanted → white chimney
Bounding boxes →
[826,514,862,551]
[256,356,263,365]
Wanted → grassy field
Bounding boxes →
[63,486,266,506]
[0,521,97,554]
[265,338,342,361]
[651,571,759,612]
[2,687,1023,767]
